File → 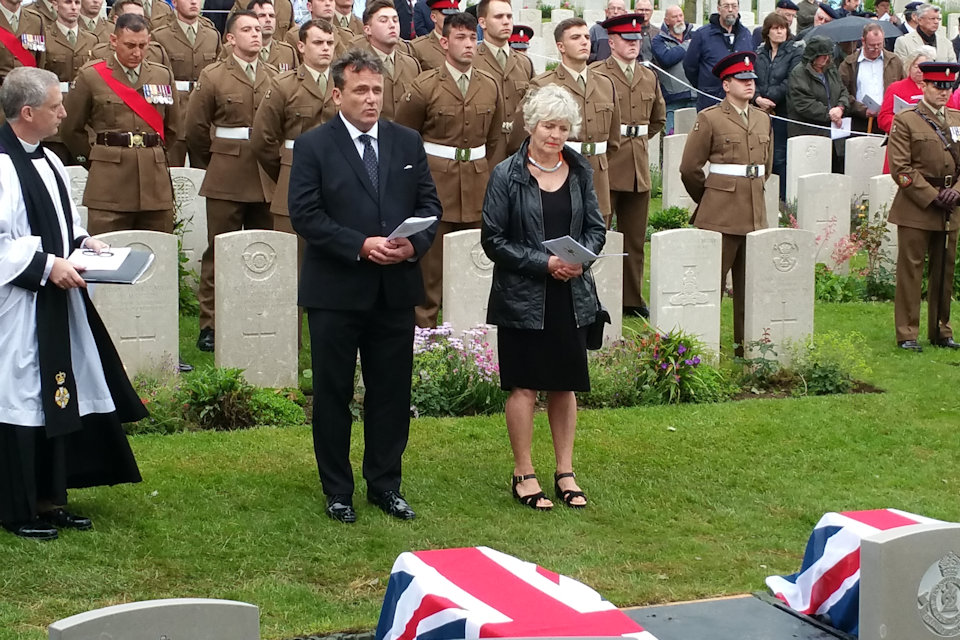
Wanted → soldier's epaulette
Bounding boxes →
[947,106,960,115]
[76,58,102,73]
[701,103,722,113]
[474,67,499,86]
[151,22,172,33]
[416,67,444,83]
[198,15,217,31]
[263,61,281,74]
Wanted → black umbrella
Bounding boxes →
[803,16,902,42]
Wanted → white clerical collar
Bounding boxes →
[18,137,40,153]
[340,111,378,141]
[445,61,472,83]
[302,63,329,83]
[561,63,587,85]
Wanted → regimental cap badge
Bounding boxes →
[55,371,66,385]
[744,56,751,68]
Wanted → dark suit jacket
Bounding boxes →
[288,116,441,311]
[395,0,417,40]
[413,0,433,37]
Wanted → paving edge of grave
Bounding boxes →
[286,631,376,640]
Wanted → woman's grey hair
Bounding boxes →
[0,67,60,121]
[904,45,936,73]
[521,84,582,139]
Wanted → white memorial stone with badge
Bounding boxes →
[796,172,852,273]
[442,229,496,342]
[171,167,207,287]
[868,173,899,265]
[786,135,831,203]
[662,133,696,210]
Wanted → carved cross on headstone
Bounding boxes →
[241,311,277,343]
[119,313,157,345]
[768,299,798,344]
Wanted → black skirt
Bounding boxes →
[0,413,141,523]
[497,178,590,392]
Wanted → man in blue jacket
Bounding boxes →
[652,5,696,133]
[682,0,752,111]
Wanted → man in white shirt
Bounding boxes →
[839,22,904,132]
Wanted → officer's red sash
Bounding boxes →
[92,60,165,142]
[0,26,38,68]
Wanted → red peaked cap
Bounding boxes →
[509,24,533,48]
[427,0,460,13]
[919,61,960,88]
[712,50,758,79]
[600,12,646,38]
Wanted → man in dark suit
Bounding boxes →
[288,48,441,524]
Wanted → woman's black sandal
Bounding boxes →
[554,472,587,509]
[512,473,552,511]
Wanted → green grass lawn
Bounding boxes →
[2,293,960,639]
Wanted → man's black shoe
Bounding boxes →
[325,496,357,523]
[367,490,416,520]
[934,337,960,349]
[898,340,923,352]
[3,520,58,540]
[623,305,649,319]
[178,358,194,373]
[38,508,92,530]
[196,328,215,352]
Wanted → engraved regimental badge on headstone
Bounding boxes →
[918,551,960,636]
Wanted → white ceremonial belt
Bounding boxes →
[59,81,69,94]
[175,80,195,92]
[620,124,648,137]
[710,163,765,178]
[423,142,486,161]
[565,140,608,156]
[215,126,251,140]
[284,139,295,149]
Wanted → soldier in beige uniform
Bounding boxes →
[151,0,221,165]
[109,0,173,26]
[888,62,960,352]
[395,11,502,327]
[590,12,664,318]
[356,0,420,120]
[90,0,173,67]
[0,0,46,85]
[517,17,621,223]
[229,0,293,38]
[62,13,179,233]
[186,10,277,351]
[332,0,362,35]
[78,0,109,40]
[42,0,97,163]
[283,0,346,63]
[223,0,297,72]
[679,51,772,356]
[474,0,531,166]
[25,0,56,25]
[410,0,458,71]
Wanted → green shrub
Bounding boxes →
[648,205,690,234]
[129,367,186,435]
[178,366,256,430]
[250,388,308,427]
[173,207,200,317]
[814,264,864,302]
[789,331,871,396]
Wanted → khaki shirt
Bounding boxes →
[61,56,180,212]
[90,39,172,69]
[230,0,294,38]
[358,40,422,121]
[394,65,503,223]
[473,40,533,165]
[889,101,960,231]
[590,56,665,193]
[185,55,278,202]
[25,0,56,25]
[284,25,348,65]
[252,65,338,215]
[679,100,773,235]
[410,31,445,71]
[43,22,98,81]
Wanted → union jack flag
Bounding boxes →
[376,546,658,640]
[765,509,945,635]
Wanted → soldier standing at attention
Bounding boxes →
[410,0,459,71]
[284,0,346,63]
[474,0,532,166]
[108,0,173,27]
[25,0,56,26]
[395,10,502,328]
[186,10,278,352]
[78,0,109,41]
[356,0,421,120]
[42,0,97,164]
[888,62,960,352]
[332,0,362,35]
[516,17,621,224]
[590,12,665,319]
[0,0,46,85]
[90,0,173,68]
[245,0,298,72]
[230,0,293,39]
[151,0,222,166]
[679,51,772,356]
[62,13,178,234]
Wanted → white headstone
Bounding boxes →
[527,37,548,74]
[743,228,816,364]
[949,12,960,38]
[757,0,775,21]
[797,173,852,273]
[65,165,88,229]
[171,167,207,287]
[765,173,780,229]
[662,134,696,211]
[861,523,960,640]
[518,9,543,36]
[660,0,682,7]
[786,135,832,204]
[649,131,661,174]
[581,0,606,13]
[649,228,723,356]
[673,107,697,135]
[442,229,495,339]
[214,230,298,388]
[90,231,179,376]
[593,230,624,346]
[48,598,260,640]
[651,9,664,25]
[695,0,704,23]
[738,9,755,25]
[844,136,884,200]
[583,8,605,24]
[551,8,574,21]
[868,173,899,264]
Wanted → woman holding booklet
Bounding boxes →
[480,85,606,512]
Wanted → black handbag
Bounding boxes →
[586,297,610,350]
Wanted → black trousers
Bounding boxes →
[306,303,415,498]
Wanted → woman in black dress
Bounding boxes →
[481,85,606,511]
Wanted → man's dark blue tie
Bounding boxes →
[359,134,379,190]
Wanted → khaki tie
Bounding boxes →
[624,64,633,83]
[126,67,138,85]
[186,24,196,45]
[340,15,349,27]
[496,48,507,70]
[457,73,468,96]
[317,72,327,95]
[382,55,394,79]
[142,0,151,17]
[259,47,269,62]
[577,74,586,92]
[9,12,18,31]
[741,109,749,127]
[67,29,76,46]
[246,62,256,83]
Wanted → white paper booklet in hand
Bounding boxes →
[542,235,626,265]
[387,216,438,240]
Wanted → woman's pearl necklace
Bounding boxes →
[527,153,563,173]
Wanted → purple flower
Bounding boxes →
[693,356,701,365]
[677,345,687,354]
[660,362,668,370]
[684,359,693,366]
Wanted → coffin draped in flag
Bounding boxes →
[765,509,945,635]
[376,546,658,640]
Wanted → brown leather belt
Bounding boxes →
[96,132,162,148]
[925,176,955,188]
